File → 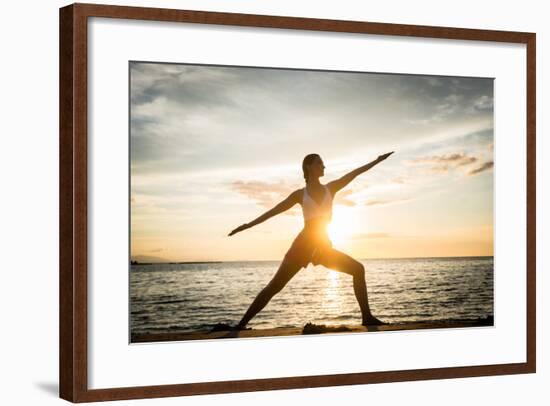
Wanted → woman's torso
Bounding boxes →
[300,184,333,236]
[284,185,333,266]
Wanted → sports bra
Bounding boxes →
[302,185,333,222]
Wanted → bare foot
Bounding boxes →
[362,316,388,326]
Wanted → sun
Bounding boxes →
[327,206,357,247]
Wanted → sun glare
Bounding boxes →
[327,206,358,247]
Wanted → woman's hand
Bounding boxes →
[228,223,250,236]
[377,151,394,161]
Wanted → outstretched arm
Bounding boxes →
[228,189,301,236]
[328,151,394,195]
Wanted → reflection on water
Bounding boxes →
[130,256,493,334]
[322,271,344,316]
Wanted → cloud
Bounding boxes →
[468,161,494,175]
[426,165,451,174]
[391,176,407,184]
[229,180,302,215]
[426,77,443,87]
[130,62,494,178]
[400,76,493,126]
[334,189,357,207]
[230,179,361,214]
[408,152,477,166]
[228,185,369,231]
[130,63,238,108]
[472,95,494,111]
[352,232,390,239]
[365,197,411,206]
[406,152,478,174]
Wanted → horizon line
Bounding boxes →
[130,254,494,264]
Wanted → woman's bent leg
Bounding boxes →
[236,259,302,329]
[316,248,385,326]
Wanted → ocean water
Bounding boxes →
[130,256,493,335]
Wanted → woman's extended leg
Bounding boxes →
[236,259,302,329]
[316,248,385,326]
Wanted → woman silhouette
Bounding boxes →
[228,152,394,329]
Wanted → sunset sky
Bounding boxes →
[130,62,494,262]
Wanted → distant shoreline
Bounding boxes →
[130,255,493,265]
[130,260,223,266]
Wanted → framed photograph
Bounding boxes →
[59,3,536,402]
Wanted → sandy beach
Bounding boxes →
[131,317,493,343]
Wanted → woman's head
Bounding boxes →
[302,154,325,183]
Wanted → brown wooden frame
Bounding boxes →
[59,2,536,402]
